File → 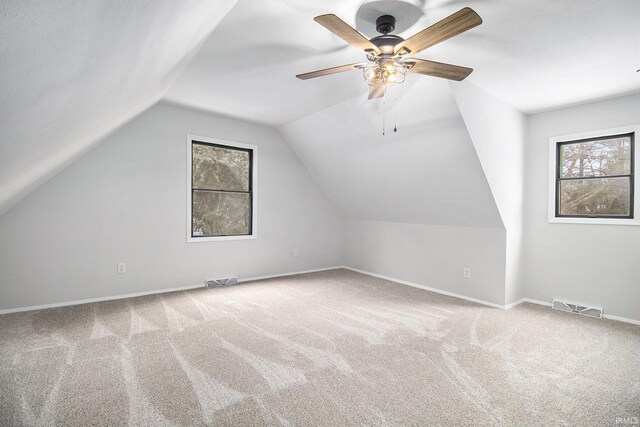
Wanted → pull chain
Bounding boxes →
[394,96,398,133]
[382,96,386,136]
[381,89,398,136]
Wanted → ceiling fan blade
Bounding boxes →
[296,63,366,80]
[405,58,472,81]
[368,84,386,100]
[314,14,380,54]
[395,8,482,56]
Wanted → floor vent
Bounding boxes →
[552,299,602,319]
[206,277,239,288]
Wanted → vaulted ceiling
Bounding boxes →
[280,78,503,227]
[0,0,237,215]
[165,0,640,125]
[1,0,639,217]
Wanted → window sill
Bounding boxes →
[187,234,257,243]
[548,217,640,226]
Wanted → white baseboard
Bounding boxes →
[0,284,205,315]
[240,266,343,283]
[343,268,640,325]
[504,298,526,310]
[3,266,638,326]
[343,266,505,309]
[0,266,343,315]
[507,297,640,326]
[601,313,640,326]
[502,298,552,309]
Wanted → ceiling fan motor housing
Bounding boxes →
[376,15,396,35]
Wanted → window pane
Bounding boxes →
[192,191,251,236]
[560,135,631,178]
[559,177,630,216]
[192,144,249,191]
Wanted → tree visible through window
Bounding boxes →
[191,141,253,237]
[556,133,634,218]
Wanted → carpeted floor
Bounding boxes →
[1,269,638,426]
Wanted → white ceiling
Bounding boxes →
[0,0,237,215]
[163,0,371,126]
[191,0,637,226]
[165,0,640,125]
[1,0,638,219]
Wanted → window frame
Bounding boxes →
[548,125,639,225]
[186,134,258,242]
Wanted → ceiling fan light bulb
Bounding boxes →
[389,69,406,83]
[381,60,406,85]
[363,63,382,86]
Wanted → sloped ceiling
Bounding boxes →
[165,0,640,125]
[280,78,503,227]
[0,0,237,215]
[218,0,636,226]
[2,0,639,220]
[163,0,370,126]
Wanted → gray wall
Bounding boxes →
[345,220,507,306]
[523,92,640,321]
[451,81,527,306]
[0,103,343,310]
[2,93,639,322]
[279,80,503,229]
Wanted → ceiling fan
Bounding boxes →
[296,7,482,100]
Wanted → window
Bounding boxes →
[549,126,639,225]
[187,135,257,241]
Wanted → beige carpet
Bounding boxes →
[1,269,638,426]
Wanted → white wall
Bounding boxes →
[280,79,503,228]
[281,81,508,308]
[0,103,343,311]
[451,81,527,305]
[345,220,506,306]
[2,87,638,321]
[523,92,640,321]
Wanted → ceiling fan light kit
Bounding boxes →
[363,59,406,86]
[363,16,406,87]
[296,7,482,100]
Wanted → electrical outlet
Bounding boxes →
[463,267,471,279]
[293,248,299,257]
[117,262,126,274]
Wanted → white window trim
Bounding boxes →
[186,134,258,242]
[548,124,639,225]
